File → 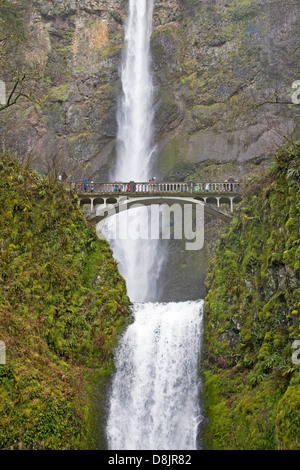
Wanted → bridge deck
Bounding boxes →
[77,191,241,199]
[68,180,241,198]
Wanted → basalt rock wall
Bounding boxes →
[0,0,299,182]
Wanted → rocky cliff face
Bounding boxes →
[0,0,299,182]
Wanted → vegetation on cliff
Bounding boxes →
[1,0,298,182]
[0,0,42,112]
[202,142,300,449]
[0,153,131,449]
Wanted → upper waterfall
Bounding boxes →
[116,0,155,181]
[106,0,164,303]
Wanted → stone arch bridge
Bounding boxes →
[68,181,242,223]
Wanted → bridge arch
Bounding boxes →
[106,197,118,205]
[93,197,105,207]
[73,180,243,224]
[205,196,218,205]
[85,195,233,225]
[219,196,231,209]
[80,197,92,209]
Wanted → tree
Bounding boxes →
[0,71,43,111]
[0,0,42,112]
[0,0,25,62]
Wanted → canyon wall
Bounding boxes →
[0,0,299,182]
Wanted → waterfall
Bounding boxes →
[105,0,203,450]
[106,0,163,303]
[116,0,155,181]
[107,301,203,450]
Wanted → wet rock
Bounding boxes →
[0,0,298,182]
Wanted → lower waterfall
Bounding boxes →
[107,300,203,450]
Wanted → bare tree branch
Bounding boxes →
[0,72,43,111]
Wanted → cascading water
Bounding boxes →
[105,0,204,450]
[103,0,164,302]
[107,301,203,450]
[116,0,155,181]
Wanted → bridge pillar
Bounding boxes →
[216,197,220,208]
[230,197,234,213]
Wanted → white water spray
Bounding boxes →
[107,301,203,450]
[116,0,155,180]
[106,0,203,450]
[106,0,163,302]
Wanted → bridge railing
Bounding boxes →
[68,181,241,195]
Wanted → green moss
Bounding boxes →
[155,133,186,177]
[202,143,300,449]
[225,0,259,22]
[276,384,300,449]
[202,371,233,449]
[0,153,132,449]
[46,83,72,103]
[68,132,92,144]
[100,43,123,59]
[0,0,25,44]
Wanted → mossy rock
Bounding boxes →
[202,142,300,449]
[0,153,132,449]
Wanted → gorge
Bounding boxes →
[0,0,299,452]
[0,0,299,182]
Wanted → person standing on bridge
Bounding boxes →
[84,178,88,193]
[228,176,235,191]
